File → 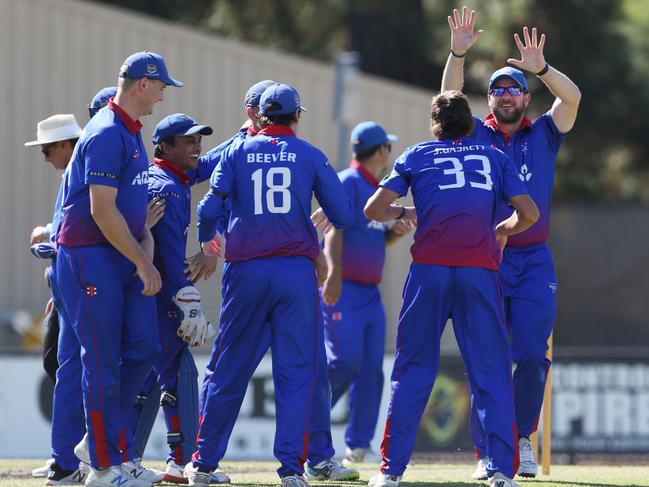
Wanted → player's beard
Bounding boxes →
[493,104,525,124]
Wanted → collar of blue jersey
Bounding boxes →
[484,113,532,134]
[108,98,143,135]
[258,126,296,137]
[350,160,379,188]
[152,157,191,185]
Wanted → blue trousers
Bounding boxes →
[50,262,86,471]
[193,257,319,478]
[323,281,385,449]
[56,245,159,468]
[379,264,517,478]
[195,303,335,468]
[471,243,556,457]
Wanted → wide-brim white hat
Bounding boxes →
[25,114,83,146]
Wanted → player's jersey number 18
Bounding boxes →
[434,155,493,191]
[251,167,291,214]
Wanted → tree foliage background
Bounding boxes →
[97,0,649,202]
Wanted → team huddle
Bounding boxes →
[27,7,580,487]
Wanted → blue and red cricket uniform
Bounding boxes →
[322,160,388,451]
[49,167,87,471]
[469,113,566,456]
[193,125,353,478]
[55,100,160,468]
[192,126,338,468]
[124,153,218,465]
[378,137,528,479]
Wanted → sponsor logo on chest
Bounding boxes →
[131,170,149,185]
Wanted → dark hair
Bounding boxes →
[354,144,382,162]
[154,137,175,158]
[259,109,299,128]
[430,90,475,139]
[69,138,79,148]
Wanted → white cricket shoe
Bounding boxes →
[367,473,401,487]
[45,462,89,485]
[489,472,520,487]
[342,447,371,467]
[164,462,187,484]
[33,459,56,477]
[184,463,230,485]
[304,458,360,481]
[123,459,165,483]
[517,437,538,478]
[281,474,310,487]
[85,465,152,487]
[471,456,490,481]
[74,434,90,465]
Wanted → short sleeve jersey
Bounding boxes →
[472,113,566,247]
[338,161,388,285]
[57,101,149,247]
[207,125,353,262]
[381,137,527,271]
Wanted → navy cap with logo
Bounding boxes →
[488,66,528,92]
[152,113,213,144]
[350,121,398,153]
[119,51,183,87]
[244,80,276,108]
[88,86,117,118]
[259,83,308,116]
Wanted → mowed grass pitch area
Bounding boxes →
[1,460,648,487]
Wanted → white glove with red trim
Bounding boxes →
[173,286,210,347]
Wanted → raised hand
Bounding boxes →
[507,26,546,73]
[447,6,483,56]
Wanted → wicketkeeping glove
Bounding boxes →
[173,286,211,347]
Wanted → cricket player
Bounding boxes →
[442,7,581,478]
[189,83,354,487]
[183,79,357,484]
[55,51,181,487]
[315,121,409,469]
[364,91,539,487]
[125,113,221,483]
[25,114,87,485]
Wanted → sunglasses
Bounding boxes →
[489,86,525,97]
[385,143,392,153]
[41,143,57,157]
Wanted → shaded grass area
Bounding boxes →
[1,460,648,487]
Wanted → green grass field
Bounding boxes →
[2,460,648,487]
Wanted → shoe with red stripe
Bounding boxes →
[164,462,187,484]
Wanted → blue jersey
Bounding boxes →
[472,113,566,247]
[148,156,216,302]
[197,125,354,262]
[200,126,251,235]
[381,137,527,271]
[50,168,69,246]
[338,161,388,285]
[57,101,149,247]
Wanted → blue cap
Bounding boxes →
[259,83,308,116]
[350,121,398,153]
[488,67,528,92]
[119,51,183,87]
[152,113,213,144]
[88,86,117,118]
[244,80,276,107]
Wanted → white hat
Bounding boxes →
[25,114,83,146]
